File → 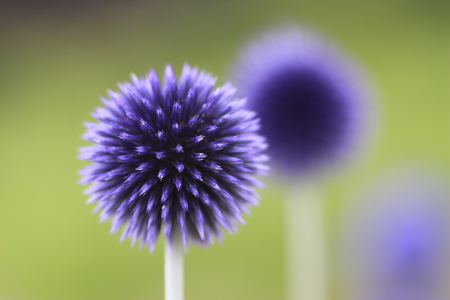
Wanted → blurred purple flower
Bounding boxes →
[338,168,450,300]
[79,64,268,251]
[231,27,372,176]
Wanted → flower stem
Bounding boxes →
[285,182,326,300]
[165,230,184,300]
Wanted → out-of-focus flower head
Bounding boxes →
[338,167,450,300]
[79,64,268,251]
[231,26,373,177]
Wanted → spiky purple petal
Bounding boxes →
[231,27,372,176]
[79,64,267,250]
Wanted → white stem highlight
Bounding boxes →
[165,231,184,300]
[285,183,327,300]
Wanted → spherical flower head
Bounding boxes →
[79,64,268,251]
[231,26,373,177]
[338,167,450,300]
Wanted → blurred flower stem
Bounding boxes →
[165,230,184,300]
[285,182,326,300]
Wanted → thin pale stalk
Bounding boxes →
[165,230,184,300]
[285,182,327,300]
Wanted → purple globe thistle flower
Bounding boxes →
[79,64,268,251]
[338,168,450,300]
[231,27,372,176]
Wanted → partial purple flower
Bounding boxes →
[79,64,268,251]
[338,168,450,300]
[231,27,373,176]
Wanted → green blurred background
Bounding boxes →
[0,0,448,299]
